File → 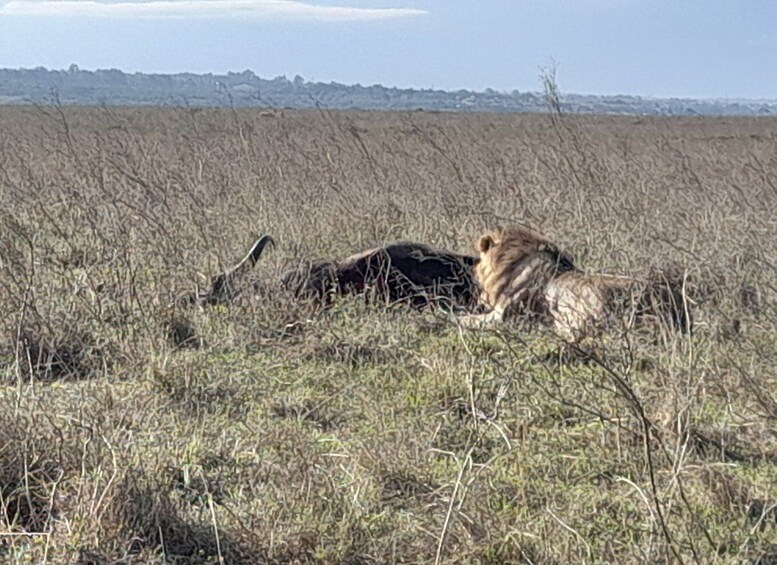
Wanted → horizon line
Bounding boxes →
[3,65,777,104]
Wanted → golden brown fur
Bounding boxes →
[545,271,641,342]
[460,226,576,328]
[546,269,693,342]
[462,226,692,341]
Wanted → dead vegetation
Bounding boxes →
[0,101,775,563]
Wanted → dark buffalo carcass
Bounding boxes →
[181,235,479,311]
[281,242,479,311]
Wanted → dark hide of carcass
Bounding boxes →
[179,236,479,312]
[281,242,480,311]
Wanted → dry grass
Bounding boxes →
[0,103,776,564]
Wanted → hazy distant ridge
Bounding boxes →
[1,65,775,116]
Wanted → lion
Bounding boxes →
[461,226,692,342]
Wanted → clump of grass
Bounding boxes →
[162,314,204,350]
[9,325,106,382]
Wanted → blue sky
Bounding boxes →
[1,0,776,99]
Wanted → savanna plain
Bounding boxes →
[0,105,776,564]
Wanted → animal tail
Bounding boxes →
[224,234,275,279]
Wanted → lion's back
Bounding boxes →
[545,272,609,341]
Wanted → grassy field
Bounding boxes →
[0,104,776,564]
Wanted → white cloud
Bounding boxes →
[0,0,427,20]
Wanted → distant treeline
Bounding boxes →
[1,65,775,116]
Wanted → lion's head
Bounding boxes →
[475,226,571,262]
[473,226,577,314]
